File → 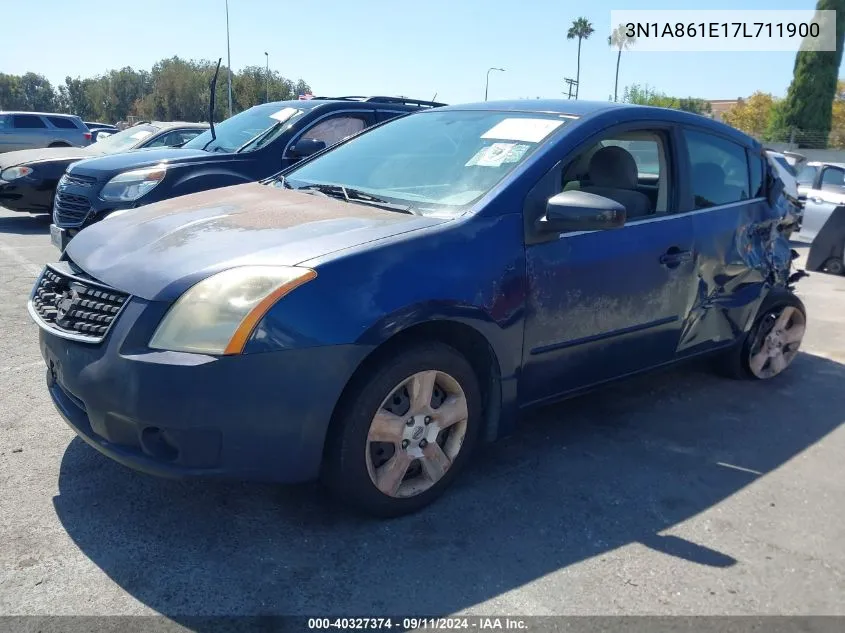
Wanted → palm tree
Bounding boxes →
[608,25,636,102]
[567,17,595,99]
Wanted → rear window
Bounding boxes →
[47,116,79,130]
[12,115,47,129]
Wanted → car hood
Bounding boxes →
[66,182,449,301]
[68,147,228,177]
[0,146,100,170]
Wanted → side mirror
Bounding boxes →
[288,138,326,158]
[537,190,626,233]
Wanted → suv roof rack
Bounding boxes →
[310,96,446,108]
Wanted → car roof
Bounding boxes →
[148,121,210,130]
[0,111,81,118]
[255,98,440,112]
[434,99,758,148]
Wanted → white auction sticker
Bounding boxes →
[609,10,836,52]
[270,107,299,122]
[482,118,564,143]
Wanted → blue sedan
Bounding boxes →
[28,100,804,516]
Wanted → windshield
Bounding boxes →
[281,110,575,217]
[183,104,303,153]
[93,125,160,153]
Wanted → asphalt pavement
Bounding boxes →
[0,205,844,621]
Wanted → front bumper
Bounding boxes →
[38,297,369,482]
[0,179,52,213]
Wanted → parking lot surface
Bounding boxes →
[1,205,844,619]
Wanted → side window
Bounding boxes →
[12,115,47,129]
[684,129,750,209]
[559,130,669,219]
[0,115,8,130]
[177,130,203,144]
[819,166,845,191]
[749,151,764,198]
[143,131,179,148]
[47,116,78,129]
[796,164,818,187]
[300,115,368,148]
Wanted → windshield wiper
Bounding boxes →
[297,184,418,215]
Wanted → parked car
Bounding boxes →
[792,160,845,275]
[29,100,804,516]
[48,96,445,250]
[84,121,120,143]
[0,121,208,216]
[0,111,92,152]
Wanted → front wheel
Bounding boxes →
[323,342,482,517]
[720,290,807,380]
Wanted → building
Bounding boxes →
[708,99,740,122]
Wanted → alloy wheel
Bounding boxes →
[748,305,806,379]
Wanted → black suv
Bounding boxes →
[49,96,445,251]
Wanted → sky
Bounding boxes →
[3,0,833,106]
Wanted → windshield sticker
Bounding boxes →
[270,107,299,122]
[465,143,516,167]
[130,131,152,141]
[465,142,531,168]
[481,118,564,143]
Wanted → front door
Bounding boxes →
[520,127,697,406]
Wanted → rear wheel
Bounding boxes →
[323,342,481,517]
[719,291,806,380]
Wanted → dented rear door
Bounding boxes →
[677,129,786,354]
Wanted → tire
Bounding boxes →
[322,341,482,517]
[718,289,807,381]
[822,256,844,276]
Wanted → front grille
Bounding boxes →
[29,264,129,343]
[63,173,96,188]
[53,189,92,227]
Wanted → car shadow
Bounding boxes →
[0,213,51,235]
[52,351,844,625]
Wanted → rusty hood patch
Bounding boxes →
[66,182,447,301]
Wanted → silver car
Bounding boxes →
[793,161,845,275]
[0,111,91,153]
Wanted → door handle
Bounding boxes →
[660,248,693,268]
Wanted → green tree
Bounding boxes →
[722,92,777,138]
[0,73,25,109]
[19,73,56,111]
[567,17,594,99]
[770,0,845,148]
[608,25,635,102]
[622,83,711,115]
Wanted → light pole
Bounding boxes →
[485,67,504,101]
[265,52,269,102]
[225,0,232,117]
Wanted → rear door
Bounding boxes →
[679,128,773,354]
[9,114,50,150]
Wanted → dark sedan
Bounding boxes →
[0,121,207,214]
[29,100,804,517]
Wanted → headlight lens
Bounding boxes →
[100,165,166,202]
[1,165,34,181]
[149,266,317,355]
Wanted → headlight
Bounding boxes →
[1,165,34,181]
[100,165,166,202]
[149,266,317,355]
